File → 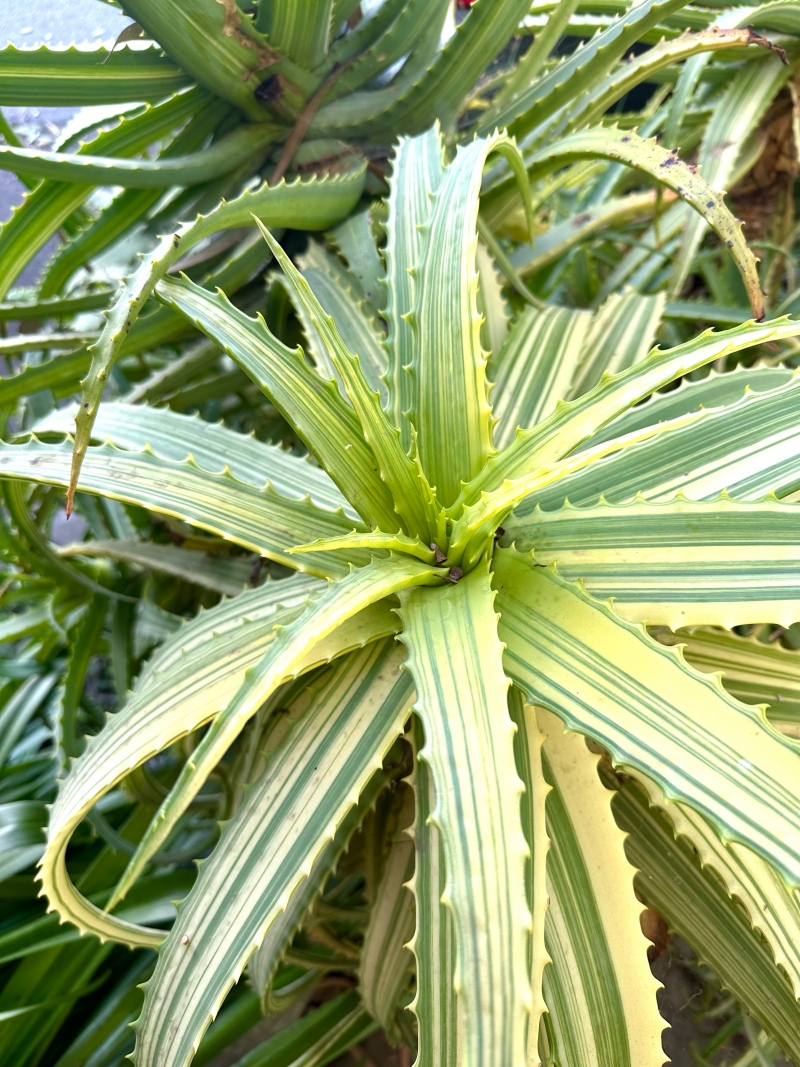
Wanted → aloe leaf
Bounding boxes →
[490,306,593,450]
[0,123,278,188]
[294,239,387,398]
[358,825,415,1032]
[0,87,210,300]
[584,363,794,448]
[408,715,457,1067]
[0,349,91,407]
[325,0,451,99]
[671,53,791,297]
[328,208,386,312]
[58,541,252,598]
[67,161,365,511]
[107,556,442,913]
[133,641,410,1067]
[56,599,107,767]
[495,550,800,888]
[257,220,443,543]
[0,44,191,106]
[481,0,690,137]
[539,708,663,1067]
[383,127,445,448]
[568,292,666,399]
[265,0,335,68]
[504,191,666,275]
[38,578,400,948]
[522,371,800,511]
[506,494,800,628]
[39,100,233,298]
[665,627,800,734]
[508,690,549,1062]
[564,26,777,134]
[157,271,397,531]
[0,289,114,322]
[290,530,436,564]
[614,781,800,1063]
[409,132,532,508]
[205,990,375,1067]
[522,126,763,318]
[666,798,800,999]
[397,559,530,1065]
[461,318,800,509]
[0,438,367,578]
[33,402,355,520]
[120,0,313,119]
[316,0,532,136]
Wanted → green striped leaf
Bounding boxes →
[522,372,800,511]
[255,222,444,544]
[295,239,387,399]
[33,402,355,520]
[508,689,549,1062]
[539,707,663,1067]
[614,781,800,1063]
[383,127,445,449]
[489,305,593,450]
[661,627,800,735]
[69,161,366,510]
[157,271,398,533]
[38,576,401,948]
[0,44,192,106]
[462,318,800,510]
[666,799,800,999]
[505,495,800,627]
[494,549,800,887]
[0,438,365,579]
[585,364,795,448]
[567,292,665,400]
[409,132,532,507]
[408,716,458,1067]
[107,556,443,913]
[133,641,411,1067]
[397,560,530,1066]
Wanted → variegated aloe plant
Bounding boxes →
[4,121,800,1066]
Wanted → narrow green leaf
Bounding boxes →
[157,271,397,531]
[107,556,442,912]
[671,53,791,297]
[0,124,278,188]
[0,44,191,106]
[495,550,800,887]
[539,708,663,1067]
[257,221,443,542]
[383,127,445,449]
[68,161,365,510]
[0,438,367,578]
[133,641,410,1067]
[397,560,530,1066]
[409,132,532,507]
[490,305,593,450]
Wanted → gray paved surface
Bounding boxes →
[0,2,134,285]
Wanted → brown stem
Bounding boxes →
[269,65,349,187]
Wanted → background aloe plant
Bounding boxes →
[3,1,800,1065]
